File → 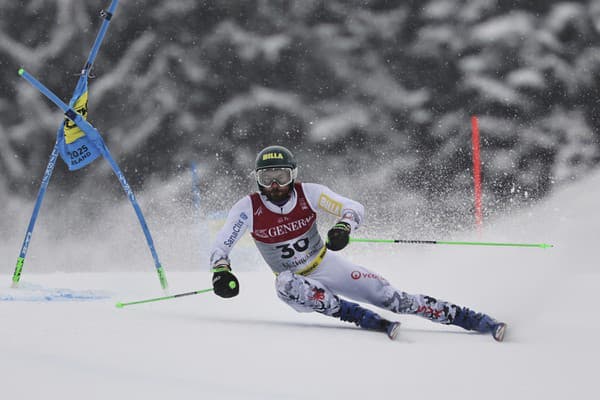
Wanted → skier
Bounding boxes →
[209,145,507,341]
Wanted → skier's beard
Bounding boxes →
[263,184,292,205]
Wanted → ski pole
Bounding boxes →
[115,288,214,308]
[349,238,553,249]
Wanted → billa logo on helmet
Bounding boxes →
[262,152,284,161]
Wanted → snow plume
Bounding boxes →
[1,158,498,275]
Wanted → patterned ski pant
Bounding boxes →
[275,251,460,325]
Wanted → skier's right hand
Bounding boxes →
[212,263,239,298]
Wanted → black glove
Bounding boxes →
[326,221,351,251]
[212,266,239,298]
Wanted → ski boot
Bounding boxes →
[452,307,507,342]
[336,300,400,340]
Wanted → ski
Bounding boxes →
[492,323,507,342]
[386,321,402,341]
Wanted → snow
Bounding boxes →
[1,169,600,400]
[472,12,534,47]
[463,75,526,108]
[309,107,370,142]
[506,68,546,91]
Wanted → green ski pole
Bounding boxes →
[116,288,214,308]
[349,238,553,249]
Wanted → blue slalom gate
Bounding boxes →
[12,0,168,291]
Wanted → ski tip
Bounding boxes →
[115,302,124,309]
[18,68,25,76]
[492,322,507,342]
[386,321,401,341]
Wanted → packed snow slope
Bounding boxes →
[1,170,598,400]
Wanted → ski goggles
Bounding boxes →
[256,167,297,187]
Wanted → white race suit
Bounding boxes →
[210,182,467,325]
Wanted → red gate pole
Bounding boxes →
[471,116,483,233]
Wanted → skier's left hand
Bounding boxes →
[326,221,351,251]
